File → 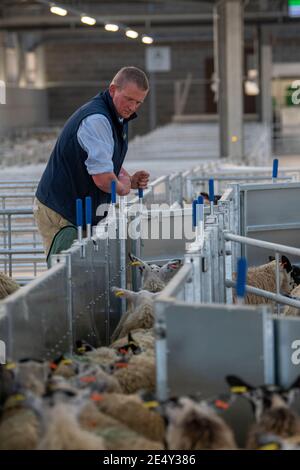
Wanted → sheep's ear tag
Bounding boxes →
[90,392,104,402]
[257,442,280,451]
[143,400,159,409]
[131,261,142,266]
[230,386,248,394]
[115,291,125,297]
[5,362,16,370]
[214,399,230,410]
[61,359,72,365]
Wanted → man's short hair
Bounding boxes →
[112,66,149,91]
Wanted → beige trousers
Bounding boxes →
[33,198,70,257]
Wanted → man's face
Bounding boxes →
[109,82,148,119]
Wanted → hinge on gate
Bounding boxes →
[202,257,208,272]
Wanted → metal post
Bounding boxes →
[275,252,280,315]
[8,214,12,277]
[217,0,244,161]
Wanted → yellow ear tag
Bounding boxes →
[230,386,248,394]
[61,359,72,365]
[143,400,159,409]
[258,443,280,451]
[131,261,142,266]
[5,362,16,370]
[115,291,125,297]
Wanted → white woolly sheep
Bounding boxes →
[226,375,300,449]
[79,401,163,450]
[110,287,158,342]
[129,253,182,292]
[92,392,165,443]
[113,352,156,394]
[0,391,41,450]
[165,397,237,450]
[37,402,106,450]
[110,328,155,356]
[233,256,295,305]
[0,272,19,300]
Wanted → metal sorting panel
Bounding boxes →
[66,242,103,348]
[155,301,274,401]
[0,262,72,361]
[139,209,194,264]
[239,182,300,265]
[274,316,300,389]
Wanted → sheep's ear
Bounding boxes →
[281,255,292,273]
[111,287,136,300]
[225,375,254,394]
[200,192,210,202]
[128,253,143,267]
[269,256,275,262]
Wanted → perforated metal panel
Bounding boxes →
[155,301,274,401]
[239,182,300,265]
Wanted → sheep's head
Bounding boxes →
[164,396,236,450]
[226,374,300,422]
[128,253,182,284]
[128,253,160,275]
[111,287,159,309]
[159,259,183,282]
[268,255,299,291]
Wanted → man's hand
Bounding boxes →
[130,171,150,189]
[118,172,131,195]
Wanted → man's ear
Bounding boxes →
[109,83,117,97]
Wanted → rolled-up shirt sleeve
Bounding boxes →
[77,114,114,175]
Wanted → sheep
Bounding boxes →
[37,402,106,450]
[92,392,165,443]
[283,284,300,317]
[0,272,19,300]
[13,359,50,396]
[110,328,155,356]
[79,400,163,450]
[164,397,237,450]
[113,352,156,394]
[70,363,123,393]
[233,256,295,305]
[226,375,300,449]
[129,253,182,292]
[0,390,41,450]
[255,433,300,450]
[110,287,159,342]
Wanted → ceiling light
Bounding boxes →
[50,5,68,16]
[81,16,96,26]
[105,23,119,32]
[142,35,153,45]
[125,29,139,39]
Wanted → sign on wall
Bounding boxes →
[145,46,171,72]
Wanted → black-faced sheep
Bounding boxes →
[164,397,237,450]
[226,375,300,449]
[233,256,296,305]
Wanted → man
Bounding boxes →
[34,66,150,255]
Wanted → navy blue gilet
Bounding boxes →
[36,89,136,226]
